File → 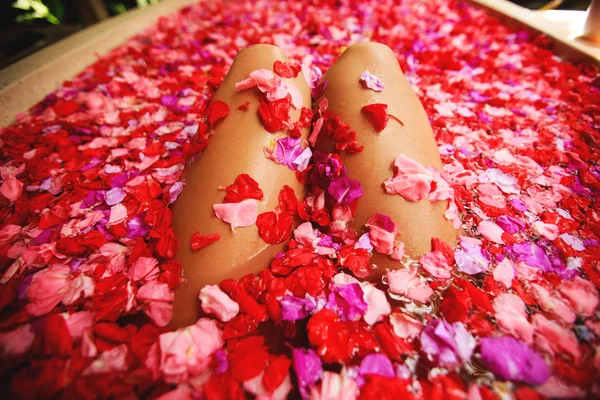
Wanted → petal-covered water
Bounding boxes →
[0,0,598,398]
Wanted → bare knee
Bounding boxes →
[235,44,287,64]
[345,42,395,57]
[341,42,400,69]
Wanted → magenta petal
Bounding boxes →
[280,295,315,321]
[359,353,395,379]
[495,215,526,234]
[455,240,491,275]
[506,241,553,272]
[327,176,363,205]
[292,348,323,399]
[480,336,550,385]
[274,137,303,169]
[105,187,126,206]
[420,319,475,368]
[326,282,368,321]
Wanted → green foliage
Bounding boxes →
[12,0,60,24]
[137,0,159,7]
[108,2,128,14]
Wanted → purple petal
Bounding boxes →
[292,147,313,172]
[420,319,475,368]
[169,182,184,204]
[105,187,126,206]
[506,242,552,272]
[328,176,363,205]
[359,353,395,379]
[214,349,229,374]
[360,70,385,92]
[274,137,303,169]
[495,215,526,234]
[455,241,491,275]
[326,282,368,321]
[355,233,374,251]
[292,348,323,399]
[161,95,178,107]
[280,295,315,321]
[480,336,550,385]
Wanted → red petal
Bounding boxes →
[207,99,230,125]
[53,100,80,117]
[262,355,291,392]
[222,173,264,203]
[189,232,221,251]
[278,185,298,215]
[203,372,245,400]
[228,336,269,381]
[361,103,389,132]
[359,376,412,400]
[337,245,372,278]
[258,97,291,133]
[431,237,455,265]
[256,211,293,244]
[273,60,302,78]
[440,286,470,322]
[31,314,73,358]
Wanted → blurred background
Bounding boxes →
[0,0,160,69]
[0,0,594,69]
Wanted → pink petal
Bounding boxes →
[0,224,21,243]
[266,84,289,102]
[428,167,454,202]
[157,319,223,384]
[62,275,95,305]
[390,242,405,261]
[310,371,358,400]
[138,281,174,303]
[360,70,385,92]
[0,176,23,202]
[533,314,580,361]
[199,284,240,322]
[387,268,433,304]
[476,183,507,208]
[0,324,35,358]
[81,330,98,358]
[129,257,160,282]
[531,221,559,240]
[309,117,324,146]
[384,155,433,201]
[82,344,129,375]
[492,258,515,288]
[420,250,451,279]
[235,76,258,91]
[25,265,70,316]
[146,301,174,328]
[389,313,422,339]
[477,220,505,244]
[284,82,303,109]
[493,293,534,344]
[537,376,586,399]
[251,68,277,90]
[62,311,94,340]
[213,198,258,230]
[361,284,391,325]
[530,283,575,324]
[105,187,127,206]
[558,276,599,317]
[107,203,128,226]
[365,214,399,255]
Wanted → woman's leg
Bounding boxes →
[170,45,311,328]
[315,42,457,271]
